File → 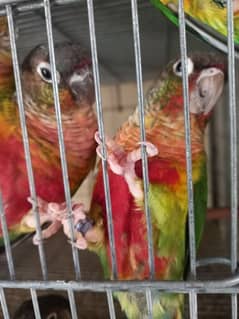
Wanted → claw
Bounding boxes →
[26,195,95,249]
[94,131,159,200]
[32,220,62,245]
[68,237,88,250]
[141,141,158,157]
[128,142,158,162]
[94,131,102,145]
[95,131,124,175]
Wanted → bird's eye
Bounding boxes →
[36,62,60,84]
[173,57,194,77]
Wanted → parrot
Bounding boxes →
[150,0,239,56]
[13,294,71,319]
[63,52,227,318]
[0,16,97,248]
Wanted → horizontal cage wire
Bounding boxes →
[0,0,238,318]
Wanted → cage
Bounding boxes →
[0,0,238,318]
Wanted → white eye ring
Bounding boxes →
[173,57,194,77]
[36,62,60,84]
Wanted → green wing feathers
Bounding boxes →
[194,161,207,249]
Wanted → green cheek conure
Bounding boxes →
[0,17,97,247]
[66,52,227,318]
[151,0,239,54]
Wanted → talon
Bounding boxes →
[68,238,88,250]
[129,142,158,162]
[33,234,41,246]
[32,220,62,246]
[95,131,124,175]
[96,144,106,161]
[141,142,158,157]
[94,131,102,145]
[95,131,158,201]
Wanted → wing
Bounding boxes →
[193,160,207,248]
[0,17,14,99]
[150,0,239,53]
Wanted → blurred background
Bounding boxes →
[0,0,238,318]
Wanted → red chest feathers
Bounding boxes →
[92,157,179,279]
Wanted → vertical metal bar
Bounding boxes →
[43,0,81,280]
[6,4,48,280]
[0,192,15,280]
[177,0,197,278]
[227,1,238,318]
[67,290,78,319]
[231,294,238,319]
[146,289,153,319]
[86,0,118,279]
[131,0,155,279]
[30,289,42,319]
[189,291,198,319]
[106,290,116,319]
[0,288,10,319]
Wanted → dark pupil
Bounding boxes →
[41,67,51,80]
[176,61,182,73]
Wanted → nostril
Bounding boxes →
[199,88,207,98]
[206,67,221,76]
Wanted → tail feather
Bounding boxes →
[114,291,184,319]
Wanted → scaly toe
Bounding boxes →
[139,141,158,157]
[68,238,88,250]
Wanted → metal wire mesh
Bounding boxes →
[0,0,238,318]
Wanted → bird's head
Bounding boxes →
[21,43,94,114]
[147,52,226,131]
[13,294,71,319]
[141,52,227,163]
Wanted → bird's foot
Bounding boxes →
[26,197,69,244]
[32,220,62,245]
[61,203,94,250]
[95,131,158,200]
[26,197,95,248]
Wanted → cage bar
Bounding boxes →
[106,290,116,319]
[0,1,43,15]
[0,192,15,280]
[67,289,78,319]
[177,0,197,278]
[130,0,155,280]
[6,4,48,280]
[189,291,198,319]
[43,0,81,280]
[1,275,239,291]
[226,0,238,318]
[146,289,153,319]
[30,289,42,319]
[0,288,10,319]
[86,0,118,280]
[0,0,27,5]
